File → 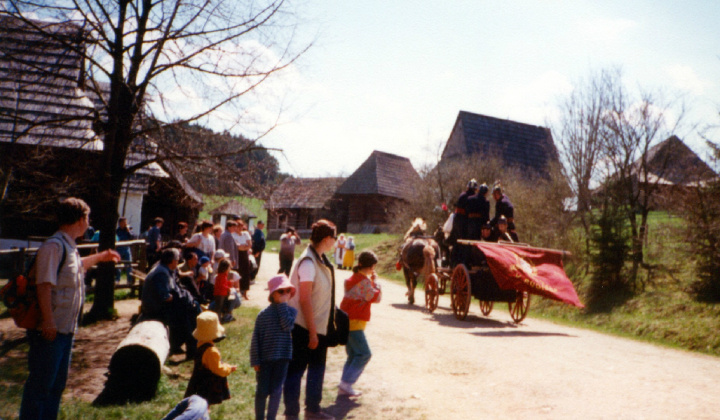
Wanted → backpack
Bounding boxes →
[0,237,66,329]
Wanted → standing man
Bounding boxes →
[491,184,516,237]
[20,197,120,420]
[251,220,266,281]
[278,227,301,276]
[219,220,240,269]
[146,217,164,267]
[115,217,134,284]
[466,183,490,240]
[449,179,478,265]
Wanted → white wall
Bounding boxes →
[118,191,144,235]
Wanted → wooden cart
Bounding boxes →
[424,240,531,323]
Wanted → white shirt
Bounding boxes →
[232,231,252,247]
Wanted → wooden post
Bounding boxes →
[93,320,170,406]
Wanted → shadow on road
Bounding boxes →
[430,311,510,329]
[326,394,362,419]
[472,330,575,338]
[390,302,430,313]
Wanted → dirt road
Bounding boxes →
[247,252,720,420]
[4,251,719,419]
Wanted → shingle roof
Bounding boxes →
[265,177,346,209]
[442,111,559,175]
[209,199,256,218]
[335,150,420,201]
[641,135,717,185]
[0,17,101,149]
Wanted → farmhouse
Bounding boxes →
[209,199,257,227]
[0,16,201,244]
[440,110,560,177]
[335,150,421,233]
[630,135,717,209]
[264,177,346,239]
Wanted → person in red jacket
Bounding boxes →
[338,251,382,397]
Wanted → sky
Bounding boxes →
[234,1,720,177]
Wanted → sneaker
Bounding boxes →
[338,381,362,397]
[304,410,335,420]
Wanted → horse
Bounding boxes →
[399,218,438,305]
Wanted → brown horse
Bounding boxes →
[400,218,438,305]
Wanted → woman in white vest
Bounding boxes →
[283,219,337,420]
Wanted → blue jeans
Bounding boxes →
[161,395,210,420]
[255,359,289,420]
[341,330,372,385]
[283,326,328,416]
[20,331,74,420]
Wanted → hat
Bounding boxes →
[214,249,229,260]
[199,256,211,265]
[193,311,225,342]
[481,221,492,230]
[268,274,296,300]
[497,215,508,225]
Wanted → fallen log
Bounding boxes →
[93,320,169,406]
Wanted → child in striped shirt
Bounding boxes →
[250,274,298,420]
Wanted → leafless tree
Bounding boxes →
[601,78,686,286]
[2,0,308,319]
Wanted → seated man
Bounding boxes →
[141,248,200,357]
[490,216,515,243]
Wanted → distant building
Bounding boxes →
[628,135,717,210]
[440,110,560,177]
[209,199,257,227]
[264,177,346,239]
[335,150,421,233]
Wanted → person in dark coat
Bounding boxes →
[251,220,266,280]
[449,179,478,265]
[490,216,515,243]
[467,183,490,240]
[491,184,516,235]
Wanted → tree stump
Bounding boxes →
[93,320,169,406]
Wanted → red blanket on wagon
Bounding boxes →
[475,242,584,308]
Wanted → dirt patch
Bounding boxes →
[0,299,141,403]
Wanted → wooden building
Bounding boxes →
[208,199,257,227]
[630,135,717,210]
[264,177,346,239]
[334,150,421,233]
[440,110,560,177]
[0,17,201,244]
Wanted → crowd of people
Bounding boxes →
[18,195,383,420]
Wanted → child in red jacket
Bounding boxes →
[338,251,382,397]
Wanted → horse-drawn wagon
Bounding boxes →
[400,220,583,322]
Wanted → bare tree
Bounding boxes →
[554,68,616,256]
[2,0,308,320]
[601,79,686,286]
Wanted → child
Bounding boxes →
[198,256,212,283]
[343,236,356,269]
[184,311,237,405]
[338,251,382,397]
[250,274,298,420]
[212,259,233,323]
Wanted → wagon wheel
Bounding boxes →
[450,264,472,320]
[478,299,494,316]
[508,291,531,323]
[425,273,439,313]
[436,270,448,295]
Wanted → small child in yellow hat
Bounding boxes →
[185,311,237,406]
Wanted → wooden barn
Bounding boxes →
[264,177,346,239]
[630,135,717,210]
[440,110,560,177]
[0,17,201,245]
[334,150,421,233]
[209,199,257,226]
